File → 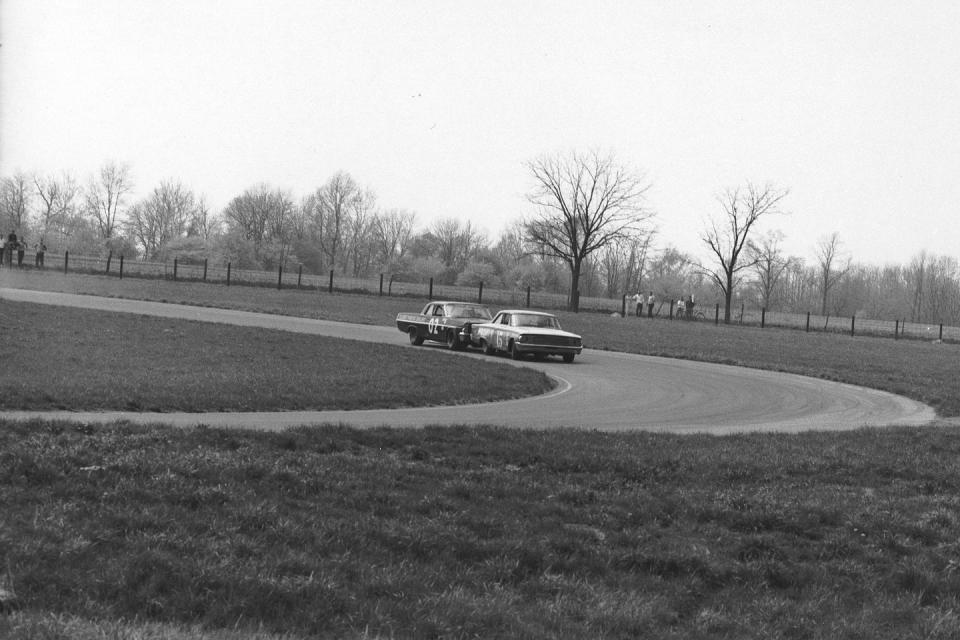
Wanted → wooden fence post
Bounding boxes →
[119,255,124,279]
[851,315,856,337]
[478,281,483,304]
[297,264,302,289]
[761,307,766,329]
[379,273,384,296]
[173,258,178,281]
[328,270,334,294]
[806,312,811,332]
[227,262,231,286]
[277,264,283,289]
[714,303,719,325]
[894,319,899,340]
[526,287,531,308]
[429,277,433,300]
[621,294,626,317]
[105,250,112,274]
[940,324,944,341]
[64,251,69,274]
[203,258,208,281]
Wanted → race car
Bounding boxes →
[396,301,493,350]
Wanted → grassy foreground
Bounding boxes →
[4,422,960,639]
[3,271,960,638]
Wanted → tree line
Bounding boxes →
[2,152,958,323]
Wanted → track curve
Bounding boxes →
[1,288,937,433]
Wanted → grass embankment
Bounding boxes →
[0,301,552,411]
[4,422,960,639]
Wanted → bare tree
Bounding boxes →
[313,172,363,271]
[34,173,79,243]
[814,232,851,315]
[127,180,199,259]
[747,230,793,310]
[524,149,652,311]
[0,172,32,232]
[430,217,485,271]
[223,184,292,263]
[84,162,133,239]
[600,232,653,298]
[701,183,788,323]
[372,208,416,269]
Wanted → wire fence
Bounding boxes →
[5,249,958,344]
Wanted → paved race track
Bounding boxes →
[2,288,937,433]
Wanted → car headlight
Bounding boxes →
[516,334,527,342]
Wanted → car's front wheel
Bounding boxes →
[408,327,424,346]
[446,330,461,351]
[562,353,575,363]
[510,341,524,360]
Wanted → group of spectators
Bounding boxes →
[1,230,45,268]
[632,292,698,319]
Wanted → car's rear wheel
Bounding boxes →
[510,341,523,360]
[408,327,424,346]
[562,353,575,363]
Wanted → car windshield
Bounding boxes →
[512,314,560,329]
[446,304,492,320]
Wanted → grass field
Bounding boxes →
[2,271,960,638]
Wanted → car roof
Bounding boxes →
[431,301,486,306]
[496,309,555,317]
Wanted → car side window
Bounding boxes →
[501,314,511,325]
[435,306,445,316]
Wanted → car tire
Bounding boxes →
[482,340,495,356]
[408,327,424,346]
[562,353,575,363]
[510,341,523,360]
[446,330,460,351]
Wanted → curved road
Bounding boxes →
[2,287,937,433]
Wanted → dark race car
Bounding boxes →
[396,301,493,350]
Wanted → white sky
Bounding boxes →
[2,0,959,267]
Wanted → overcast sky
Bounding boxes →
[2,1,959,267]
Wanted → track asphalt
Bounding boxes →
[1,287,939,433]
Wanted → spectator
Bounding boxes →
[633,293,643,317]
[646,291,655,318]
[35,240,46,268]
[16,240,26,267]
[5,230,16,266]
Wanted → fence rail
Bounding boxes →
[4,249,958,343]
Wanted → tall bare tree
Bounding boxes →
[34,173,79,241]
[313,171,363,271]
[127,180,199,259]
[747,229,793,310]
[430,217,485,271]
[814,232,851,315]
[524,149,652,311]
[223,184,292,263]
[372,208,416,269]
[701,182,788,323]
[84,162,133,239]
[0,172,32,232]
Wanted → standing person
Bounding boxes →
[646,291,655,318]
[0,237,5,267]
[35,240,46,267]
[16,240,26,267]
[5,231,16,267]
[633,293,643,317]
